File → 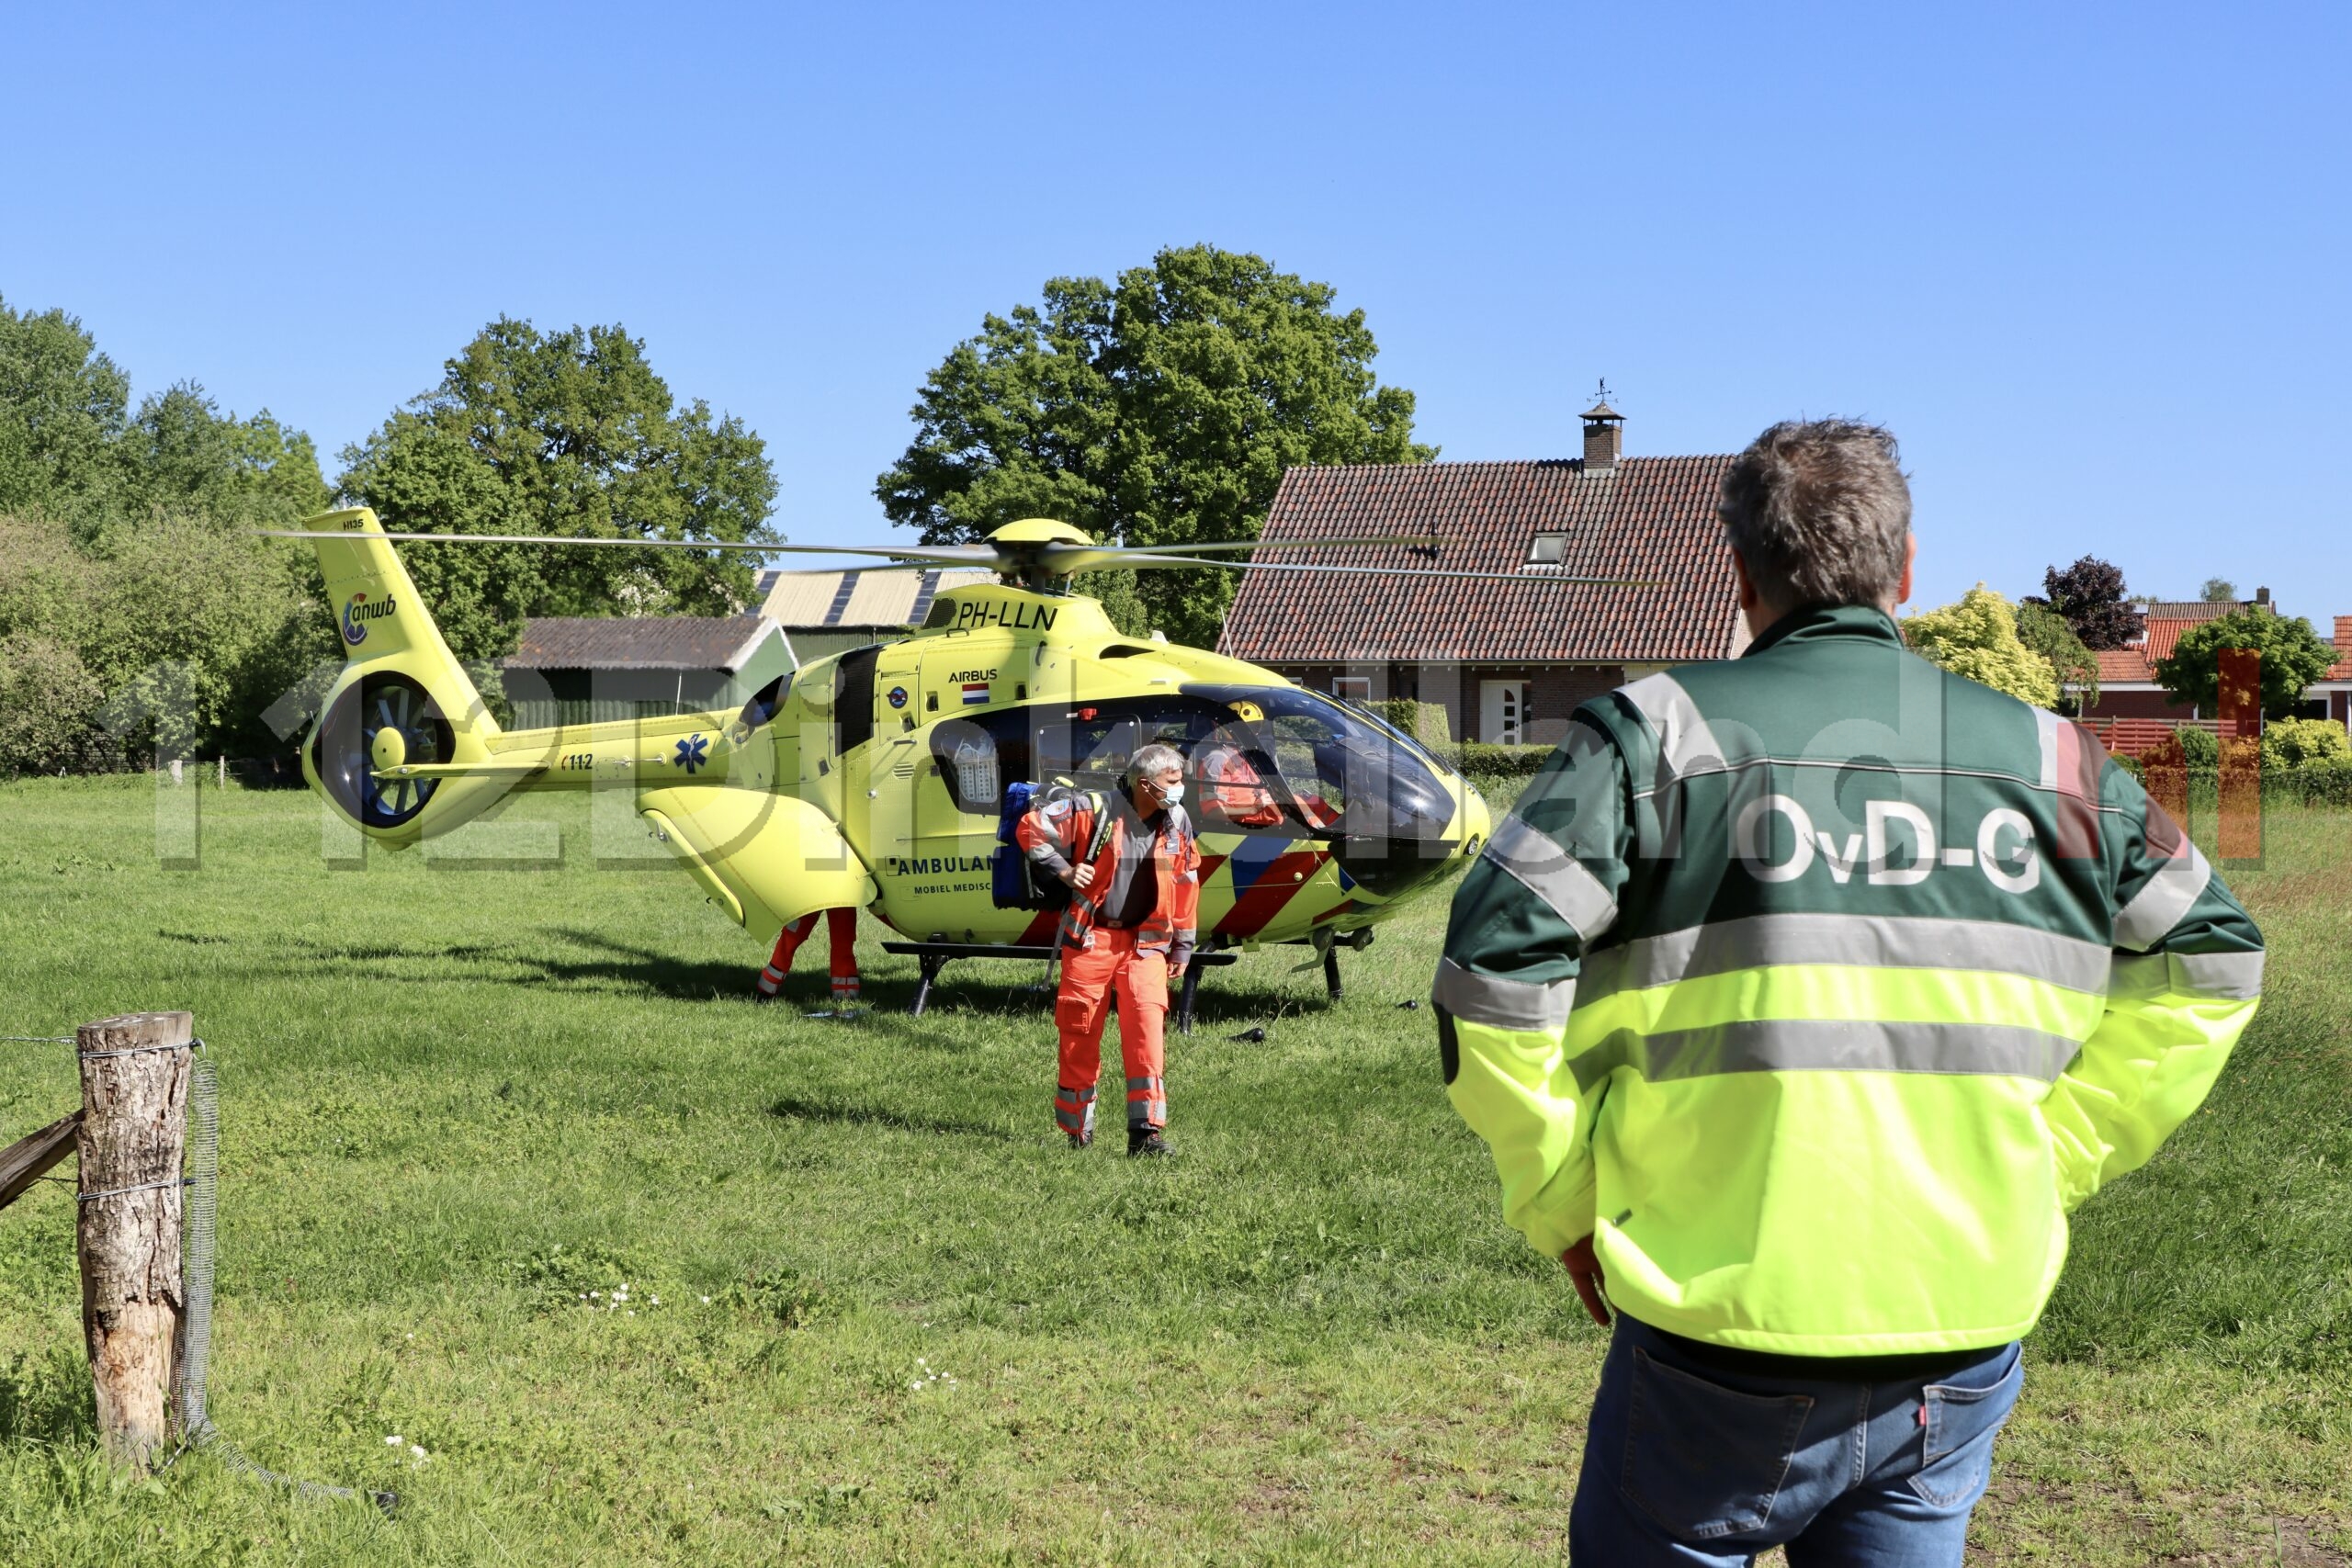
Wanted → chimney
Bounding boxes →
[2255,586,2271,607]
[2335,614,2351,650]
[1581,399,1623,470]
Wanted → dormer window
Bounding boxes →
[1525,533,1568,566]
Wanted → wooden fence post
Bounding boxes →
[74,1010,192,1469]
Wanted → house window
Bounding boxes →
[1525,533,1568,566]
[1332,675,1372,701]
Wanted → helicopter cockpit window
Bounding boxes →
[735,673,786,732]
[1181,683,1453,842]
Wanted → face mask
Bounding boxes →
[1156,781,1183,807]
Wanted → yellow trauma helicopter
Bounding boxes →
[273,510,1645,1023]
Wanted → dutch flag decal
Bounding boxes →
[961,682,989,705]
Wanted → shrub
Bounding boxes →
[2280,754,2352,807]
[2261,716,2350,773]
[1441,742,1552,780]
[2174,724,2220,768]
[0,633,107,775]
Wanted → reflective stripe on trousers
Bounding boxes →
[1055,926,1169,1132]
[1055,1084,1097,1138]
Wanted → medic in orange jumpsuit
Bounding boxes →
[753,908,861,1006]
[1196,740,1285,829]
[1014,744,1200,1157]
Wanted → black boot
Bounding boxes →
[1127,1127,1170,1158]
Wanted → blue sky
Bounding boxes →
[5,1,2345,620]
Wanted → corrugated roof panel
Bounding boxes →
[761,571,843,626]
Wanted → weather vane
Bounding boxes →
[1592,378,1614,404]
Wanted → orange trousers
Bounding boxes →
[1053,927,1169,1139]
[757,908,860,1002]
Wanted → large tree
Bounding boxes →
[1904,586,2060,708]
[2015,601,2099,715]
[876,244,1434,646]
[2154,607,2335,717]
[0,295,324,536]
[2035,555,2140,651]
[338,318,778,663]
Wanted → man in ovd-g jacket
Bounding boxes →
[1434,419,2264,1564]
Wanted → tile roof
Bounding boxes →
[2140,600,2265,665]
[1218,456,1742,664]
[2095,648,2156,683]
[2140,600,2247,619]
[758,567,996,629]
[506,615,772,671]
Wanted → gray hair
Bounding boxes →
[1128,742,1184,784]
[1718,419,1911,609]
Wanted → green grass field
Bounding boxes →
[0,775,2346,1565]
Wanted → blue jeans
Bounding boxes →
[1570,1315,2023,1566]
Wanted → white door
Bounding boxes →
[1480,680,1526,745]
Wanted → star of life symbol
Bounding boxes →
[674,734,709,774]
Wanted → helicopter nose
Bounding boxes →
[1455,780,1493,861]
[1327,773,1493,901]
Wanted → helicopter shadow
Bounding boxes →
[764,1092,1016,1143]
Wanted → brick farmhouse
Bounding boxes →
[1218,404,1743,747]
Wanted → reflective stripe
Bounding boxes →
[1619,672,1729,783]
[1432,957,1575,1032]
[1483,814,1618,941]
[2113,840,2211,951]
[1570,1019,2083,1090]
[2034,708,2062,789]
[1055,1108,1087,1131]
[1125,1076,1163,1093]
[1057,1086,1097,1104]
[2110,948,2267,1001]
[1568,957,2105,1050]
[1577,914,2112,1001]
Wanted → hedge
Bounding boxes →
[2111,755,2352,807]
[1370,698,1452,748]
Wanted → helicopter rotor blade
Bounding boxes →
[256,530,1001,569]
[1034,533,1447,572]
[1107,554,1670,588]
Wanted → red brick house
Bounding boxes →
[1217,405,1742,746]
[2076,595,2352,728]
[2076,599,2257,725]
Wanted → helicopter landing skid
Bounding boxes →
[879,942,1239,1034]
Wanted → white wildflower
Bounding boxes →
[384,1434,401,1446]
[410,1444,425,1458]
[700,1295,711,1305]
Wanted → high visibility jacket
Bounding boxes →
[1016,791,1201,969]
[1434,604,2264,1357]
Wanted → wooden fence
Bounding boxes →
[2080,716,2256,760]
[0,1011,192,1470]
